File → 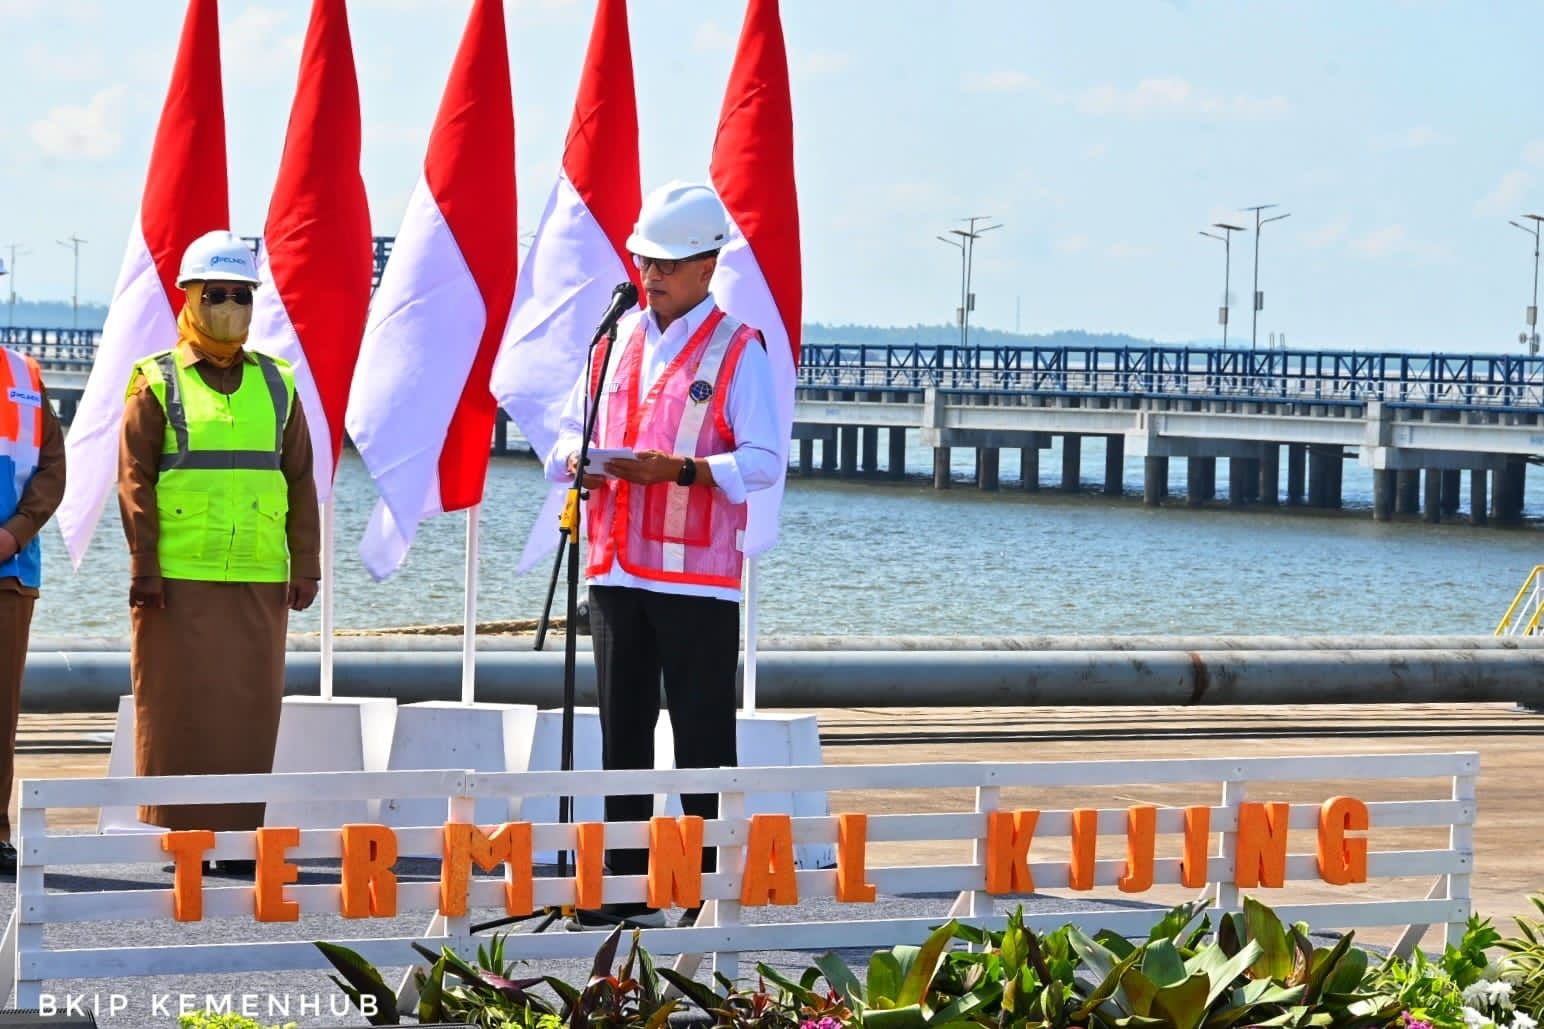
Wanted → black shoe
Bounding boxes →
[0,841,15,875]
[212,859,256,876]
[676,905,702,928]
[565,903,666,931]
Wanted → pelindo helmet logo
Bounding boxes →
[689,380,713,404]
[210,255,244,267]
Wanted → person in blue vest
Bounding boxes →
[117,231,319,871]
[0,285,67,875]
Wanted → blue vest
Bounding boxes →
[0,348,44,588]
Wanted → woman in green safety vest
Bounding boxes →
[117,230,321,873]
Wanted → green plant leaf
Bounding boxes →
[869,950,904,1007]
[864,1003,931,1029]
[896,919,959,1008]
[1151,971,1211,1029]
[416,954,446,1025]
[589,925,624,983]
[1188,939,1264,1009]
[755,962,823,1007]
[313,941,400,1026]
[815,952,866,1007]
[655,967,725,1015]
[931,982,1002,1025]
[1142,939,1188,989]
[1242,897,1295,982]
[1119,965,1159,1017]
[641,999,680,1029]
[1068,924,1122,986]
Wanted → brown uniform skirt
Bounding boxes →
[131,579,288,830]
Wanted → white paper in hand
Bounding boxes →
[581,447,637,477]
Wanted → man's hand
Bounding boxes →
[0,529,17,564]
[288,579,319,612]
[129,576,166,610]
[565,452,605,490]
[605,449,686,485]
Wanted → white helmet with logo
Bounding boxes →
[176,230,261,287]
[626,181,730,261]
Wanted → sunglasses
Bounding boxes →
[201,286,254,306]
[631,252,715,277]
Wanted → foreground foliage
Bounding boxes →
[314,896,1544,1028]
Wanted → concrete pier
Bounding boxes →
[839,426,859,476]
[888,429,906,480]
[1424,467,1442,523]
[798,438,814,477]
[1471,468,1488,527]
[861,427,879,477]
[1373,469,1395,522]
[978,448,1000,491]
[1187,456,1212,507]
[1061,434,1081,492]
[1021,446,1040,491]
[1144,456,1168,506]
[1396,470,1420,515]
[933,446,951,489]
[1259,445,1280,506]
[1441,469,1462,518]
[820,431,837,476]
[1228,457,1249,507]
[1104,435,1124,495]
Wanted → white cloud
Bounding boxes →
[1075,77,1288,119]
[226,6,304,83]
[1523,140,1544,168]
[1054,235,1090,253]
[1350,224,1447,261]
[1299,218,1348,249]
[1400,125,1453,148]
[23,41,101,81]
[29,84,126,160]
[1475,170,1531,217]
[1105,241,1153,258]
[692,22,737,54]
[963,70,1036,93]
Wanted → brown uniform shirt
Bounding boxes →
[0,382,67,598]
[118,343,321,581]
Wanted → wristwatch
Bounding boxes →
[676,457,698,487]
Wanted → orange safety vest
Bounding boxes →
[585,308,759,590]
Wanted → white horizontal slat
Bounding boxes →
[23,769,470,808]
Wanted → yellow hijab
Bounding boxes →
[178,282,248,368]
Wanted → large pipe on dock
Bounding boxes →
[19,646,1544,712]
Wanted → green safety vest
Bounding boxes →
[130,350,296,583]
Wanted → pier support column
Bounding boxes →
[1143,456,1168,507]
[1242,458,1261,503]
[887,429,906,480]
[1307,446,1330,507]
[493,410,509,455]
[932,447,952,490]
[1228,458,1249,506]
[839,426,859,477]
[1104,435,1125,496]
[1061,434,1081,492]
[1258,445,1280,506]
[1327,450,1344,509]
[1441,470,1462,517]
[1424,467,1441,523]
[1200,457,1217,500]
[978,448,1000,491]
[1187,457,1208,508]
[1373,469,1395,522]
[860,427,879,477]
[1020,446,1040,491]
[1496,459,1527,526]
[820,431,837,476]
[1471,468,1488,527]
[798,438,814,477]
[1396,470,1419,515]
[1286,444,1306,506]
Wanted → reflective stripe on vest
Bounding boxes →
[0,348,44,588]
[132,351,295,583]
[585,308,757,589]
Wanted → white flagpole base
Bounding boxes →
[462,505,480,704]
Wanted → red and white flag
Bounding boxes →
[345,0,517,581]
[55,0,228,566]
[247,0,372,503]
[710,0,801,556]
[489,0,639,573]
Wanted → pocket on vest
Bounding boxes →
[159,492,211,559]
[233,493,289,563]
[641,482,712,547]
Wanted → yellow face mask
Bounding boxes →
[187,281,254,342]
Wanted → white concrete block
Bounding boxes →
[265,696,398,828]
[380,701,539,848]
[525,707,606,865]
[655,711,835,869]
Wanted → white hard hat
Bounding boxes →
[176,230,260,287]
[626,181,730,261]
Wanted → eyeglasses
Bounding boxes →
[631,252,716,276]
[201,286,254,306]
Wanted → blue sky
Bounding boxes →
[2,0,1542,352]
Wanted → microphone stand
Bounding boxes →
[473,297,625,936]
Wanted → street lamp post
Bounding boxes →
[936,233,966,347]
[57,235,86,331]
[1509,214,1544,355]
[1243,204,1290,351]
[947,216,1001,349]
[1199,222,1244,348]
[4,244,29,330]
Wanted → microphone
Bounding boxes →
[592,281,640,343]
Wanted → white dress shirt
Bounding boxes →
[544,293,782,601]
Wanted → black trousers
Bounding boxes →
[590,584,739,880]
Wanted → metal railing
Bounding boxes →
[1496,565,1544,636]
[799,344,1544,412]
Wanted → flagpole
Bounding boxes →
[743,557,759,715]
[320,498,335,701]
[462,504,480,705]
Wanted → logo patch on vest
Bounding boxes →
[688,380,713,404]
[7,388,41,408]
